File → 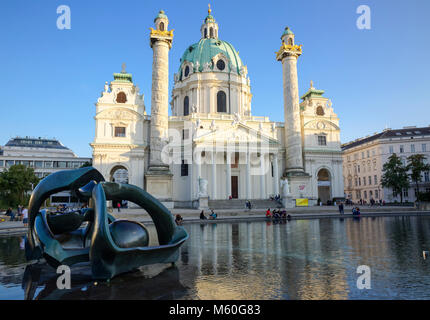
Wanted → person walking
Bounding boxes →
[117,201,121,212]
[200,210,207,220]
[338,202,344,215]
[22,207,28,227]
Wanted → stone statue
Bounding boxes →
[104,81,109,93]
[191,104,197,113]
[198,177,208,197]
[232,112,240,126]
[195,61,200,71]
[210,120,216,131]
[280,177,290,197]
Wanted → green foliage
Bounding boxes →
[79,161,92,168]
[381,153,409,203]
[418,192,430,202]
[407,154,430,200]
[0,164,40,207]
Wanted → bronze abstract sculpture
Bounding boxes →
[25,167,188,280]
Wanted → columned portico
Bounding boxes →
[246,152,251,199]
[272,153,280,196]
[260,153,266,199]
[211,151,217,199]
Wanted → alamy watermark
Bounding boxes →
[57,5,71,30]
[56,265,71,289]
[356,5,371,30]
[356,265,371,289]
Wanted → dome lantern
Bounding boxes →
[201,4,219,39]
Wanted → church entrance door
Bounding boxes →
[231,176,238,199]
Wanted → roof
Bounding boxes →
[154,10,167,22]
[342,126,430,151]
[4,137,70,150]
[281,27,294,38]
[178,38,243,78]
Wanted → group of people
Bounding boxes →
[245,200,252,210]
[199,209,217,220]
[352,207,361,216]
[266,208,291,220]
[5,205,28,226]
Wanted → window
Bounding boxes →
[116,91,127,103]
[358,177,361,186]
[411,144,415,153]
[354,178,358,187]
[358,165,360,173]
[217,90,227,112]
[369,190,373,198]
[316,106,324,116]
[389,146,394,154]
[362,152,364,159]
[210,27,214,38]
[368,176,372,185]
[204,28,207,38]
[114,127,126,137]
[317,135,327,146]
[424,171,430,182]
[354,153,358,160]
[363,177,366,186]
[356,190,361,199]
[34,161,43,168]
[184,66,190,77]
[374,175,377,185]
[182,129,189,140]
[400,145,404,153]
[367,150,370,158]
[364,191,367,199]
[403,188,408,197]
[288,38,293,45]
[375,190,379,199]
[216,59,225,71]
[422,144,427,152]
[0,160,3,167]
[181,160,188,176]
[44,161,53,168]
[183,96,189,116]
[159,22,164,31]
[5,160,14,167]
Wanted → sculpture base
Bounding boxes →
[282,195,295,208]
[198,196,209,210]
[282,174,312,208]
[145,170,174,209]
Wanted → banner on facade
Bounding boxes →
[296,198,308,207]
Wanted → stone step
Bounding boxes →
[208,199,282,209]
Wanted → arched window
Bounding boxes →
[204,28,207,38]
[159,22,165,31]
[316,106,325,116]
[184,66,190,77]
[217,91,226,113]
[116,91,127,103]
[210,27,214,38]
[183,96,189,116]
[288,38,293,45]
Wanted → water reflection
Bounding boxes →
[1,216,430,299]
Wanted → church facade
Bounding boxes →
[90,8,344,208]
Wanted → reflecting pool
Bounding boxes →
[1,216,430,299]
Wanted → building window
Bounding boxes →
[358,165,360,173]
[367,150,370,158]
[356,190,361,199]
[182,129,189,140]
[210,27,214,38]
[411,144,415,153]
[423,144,427,152]
[364,191,367,199]
[359,177,361,186]
[6,160,14,167]
[363,177,366,186]
[368,176,372,185]
[362,152,364,159]
[114,127,126,137]
[317,135,327,146]
[181,160,188,176]
[0,160,3,167]
[184,66,190,77]
[216,59,225,71]
[44,161,53,168]
[183,96,189,116]
[389,146,394,154]
[375,190,379,199]
[374,175,377,185]
[403,188,408,198]
[34,161,43,168]
[316,106,324,116]
[116,91,127,103]
[400,145,404,153]
[217,90,227,112]
[355,178,358,187]
[159,22,165,31]
[424,171,430,182]
[369,190,373,198]
[204,28,207,38]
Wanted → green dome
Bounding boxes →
[178,38,243,79]
[154,10,167,22]
[282,27,294,37]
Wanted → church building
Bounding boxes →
[90,7,344,208]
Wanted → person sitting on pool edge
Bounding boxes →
[175,214,183,226]
[266,208,272,218]
[209,210,217,220]
[200,210,207,220]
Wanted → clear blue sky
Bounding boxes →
[1,0,429,157]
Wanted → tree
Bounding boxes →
[381,153,409,203]
[79,161,92,168]
[0,164,40,207]
[407,154,430,201]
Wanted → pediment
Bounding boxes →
[304,119,340,131]
[194,123,279,145]
[95,108,142,121]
